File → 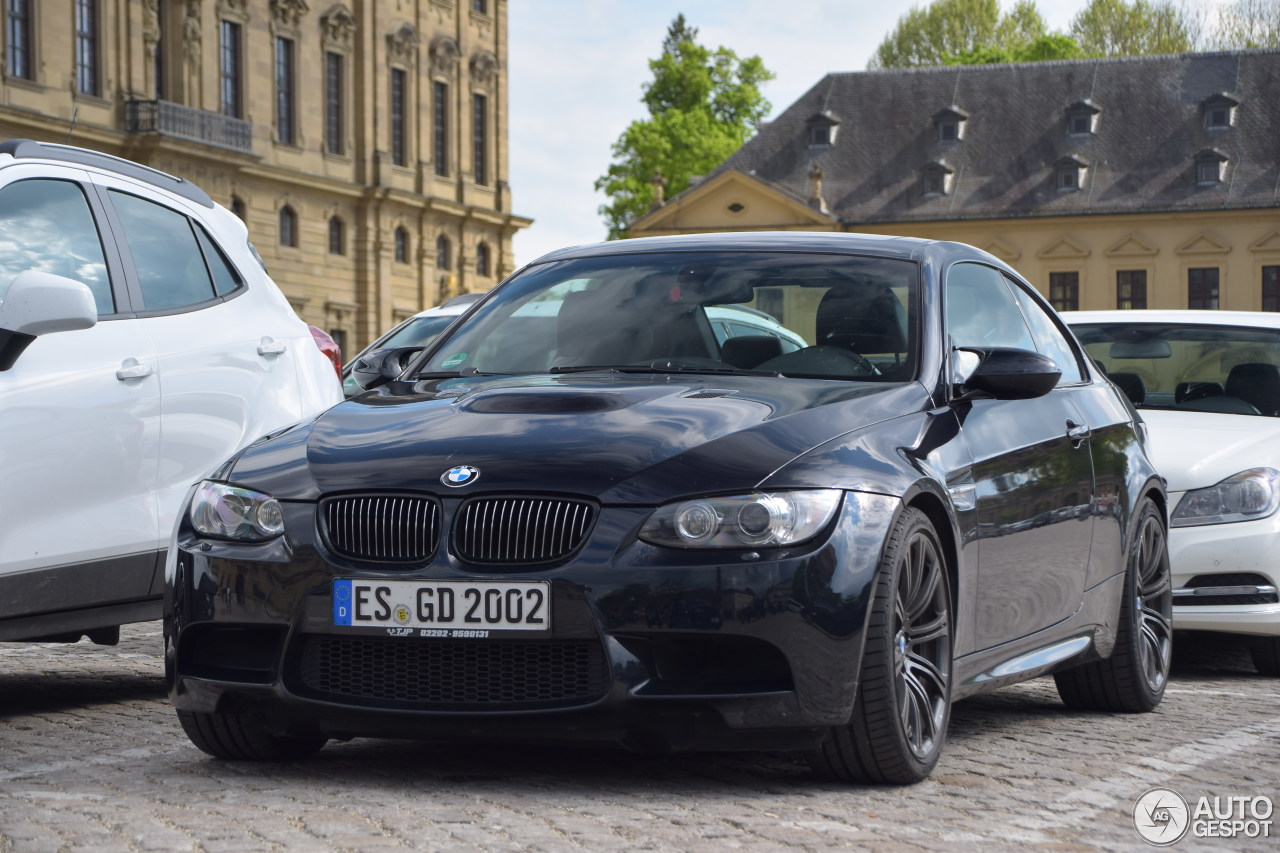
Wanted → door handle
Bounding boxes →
[257,337,287,356]
[1066,419,1091,446]
[115,358,153,381]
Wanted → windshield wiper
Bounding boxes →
[550,361,781,377]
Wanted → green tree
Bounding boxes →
[946,34,1089,64]
[595,16,773,239]
[1069,0,1201,56]
[1211,0,1280,48]
[871,0,1048,68]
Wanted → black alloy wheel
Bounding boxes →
[1055,498,1172,712]
[811,507,953,784]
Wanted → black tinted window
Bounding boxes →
[0,179,113,314]
[110,190,216,311]
[193,223,242,296]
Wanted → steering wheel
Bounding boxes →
[757,346,880,378]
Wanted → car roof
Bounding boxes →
[1062,309,1280,329]
[0,138,214,207]
[528,231,936,265]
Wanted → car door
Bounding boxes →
[946,262,1096,648]
[0,168,162,608]
[89,175,311,541]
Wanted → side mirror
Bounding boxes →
[0,270,98,371]
[956,347,1061,400]
[347,346,423,393]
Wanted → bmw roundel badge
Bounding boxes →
[441,465,480,487]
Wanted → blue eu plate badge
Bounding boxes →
[333,579,353,626]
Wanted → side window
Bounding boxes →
[0,179,114,314]
[192,223,243,296]
[1006,276,1085,384]
[109,190,217,311]
[945,262,1035,352]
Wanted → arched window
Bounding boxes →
[394,226,409,263]
[328,216,345,255]
[279,205,297,247]
[436,234,452,270]
[475,241,491,278]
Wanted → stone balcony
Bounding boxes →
[123,100,253,153]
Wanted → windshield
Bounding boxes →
[1072,322,1280,417]
[379,314,460,349]
[418,251,918,382]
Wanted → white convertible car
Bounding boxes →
[1066,310,1280,675]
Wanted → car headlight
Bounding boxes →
[190,481,286,541]
[1171,468,1280,527]
[639,490,842,549]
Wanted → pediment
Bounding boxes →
[1175,231,1231,255]
[980,237,1020,261]
[1036,235,1090,260]
[629,170,835,234]
[1249,230,1280,254]
[1104,233,1158,258]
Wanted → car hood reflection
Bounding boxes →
[228,375,927,503]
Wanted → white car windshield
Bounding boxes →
[418,251,918,382]
[1072,322,1280,417]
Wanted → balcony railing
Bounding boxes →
[124,100,253,153]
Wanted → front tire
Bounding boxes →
[1251,637,1280,676]
[178,710,326,761]
[810,507,953,785]
[1054,498,1172,712]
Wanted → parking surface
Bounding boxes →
[1,624,1277,852]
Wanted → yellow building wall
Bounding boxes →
[0,0,529,352]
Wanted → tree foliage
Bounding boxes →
[871,0,1048,68]
[871,0,1276,67]
[595,16,773,240]
[1069,0,1200,56]
[1210,0,1280,48]
[946,33,1088,65]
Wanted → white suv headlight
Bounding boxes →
[1171,468,1280,527]
[639,490,842,549]
[190,481,286,541]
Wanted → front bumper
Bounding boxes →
[166,492,898,751]
[1168,500,1280,637]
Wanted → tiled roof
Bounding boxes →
[711,50,1280,224]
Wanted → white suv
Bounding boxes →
[0,139,342,644]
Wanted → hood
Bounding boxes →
[229,374,928,504]
[1141,409,1280,493]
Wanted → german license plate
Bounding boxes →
[332,579,550,633]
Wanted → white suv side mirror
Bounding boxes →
[0,270,98,370]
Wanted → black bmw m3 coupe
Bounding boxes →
[166,232,1171,783]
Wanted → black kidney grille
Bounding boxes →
[454,497,595,564]
[322,495,440,563]
[295,635,610,710]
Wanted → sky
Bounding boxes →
[505,0,1106,267]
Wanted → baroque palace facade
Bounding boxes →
[0,0,529,351]
[630,50,1280,314]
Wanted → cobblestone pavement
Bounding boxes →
[2,623,1277,852]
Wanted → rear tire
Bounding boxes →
[177,710,326,761]
[1054,498,1171,712]
[810,507,952,785]
[1251,636,1280,676]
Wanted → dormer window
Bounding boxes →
[806,111,839,147]
[1065,100,1100,136]
[920,161,953,197]
[1203,93,1239,129]
[1194,148,1228,184]
[932,106,969,142]
[1054,156,1088,191]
